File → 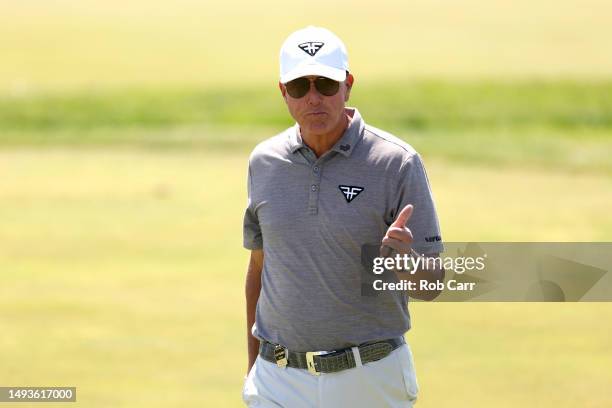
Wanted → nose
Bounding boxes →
[304,81,322,105]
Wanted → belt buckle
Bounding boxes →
[305,351,326,376]
[274,345,288,368]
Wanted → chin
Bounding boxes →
[307,123,331,135]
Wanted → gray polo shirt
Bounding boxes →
[244,107,443,352]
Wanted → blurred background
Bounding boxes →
[1,0,611,407]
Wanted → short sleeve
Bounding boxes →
[388,154,443,255]
[243,163,263,250]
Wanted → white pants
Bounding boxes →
[242,343,419,407]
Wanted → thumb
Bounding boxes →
[391,204,414,228]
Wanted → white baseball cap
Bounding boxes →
[279,26,349,84]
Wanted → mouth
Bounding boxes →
[306,111,327,117]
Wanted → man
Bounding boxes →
[243,26,444,407]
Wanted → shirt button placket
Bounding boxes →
[308,163,322,215]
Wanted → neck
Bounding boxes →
[301,113,350,158]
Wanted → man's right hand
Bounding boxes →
[245,249,264,375]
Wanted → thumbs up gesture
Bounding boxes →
[380,204,414,257]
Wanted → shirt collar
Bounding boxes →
[287,123,304,153]
[287,107,364,157]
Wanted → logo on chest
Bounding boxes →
[338,185,364,203]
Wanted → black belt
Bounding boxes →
[259,337,405,375]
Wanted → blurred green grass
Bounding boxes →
[2,81,612,174]
[3,0,612,88]
[4,81,612,133]
[1,82,611,406]
[1,150,611,408]
[2,1,612,406]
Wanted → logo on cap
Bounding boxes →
[298,42,324,56]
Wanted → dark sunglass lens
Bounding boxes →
[286,78,310,98]
[315,77,340,96]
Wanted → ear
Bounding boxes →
[279,82,288,101]
[278,81,287,99]
[344,73,354,102]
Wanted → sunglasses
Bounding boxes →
[285,76,340,98]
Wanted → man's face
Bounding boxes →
[279,74,354,137]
